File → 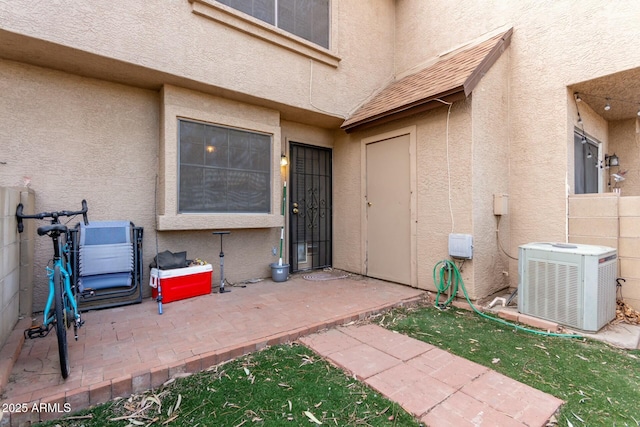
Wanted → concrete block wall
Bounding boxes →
[0,187,20,349]
[568,193,640,310]
[0,187,34,349]
[1,188,18,346]
[568,193,620,249]
[619,197,640,310]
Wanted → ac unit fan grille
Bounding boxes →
[597,261,617,328]
[526,259,580,328]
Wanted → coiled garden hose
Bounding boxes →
[433,260,583,339]
[433,260,460,309]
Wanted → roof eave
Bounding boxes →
[463,27,513,96]
[342,90,466,133]
[342,27,514,134]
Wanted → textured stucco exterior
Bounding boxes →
[0,60,159,309]
[0,0,396,126]
[609,119,640,196]
[394,0,638,247]
[158,84,284,230]
[0,0,397,310]
[334,53,512,299]
[2,1,640,312]
[470,50,511,298]
[392,0,640,296]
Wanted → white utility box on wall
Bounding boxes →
[493,193,509,216]
[449,233,473,259]
[518,242,617,332]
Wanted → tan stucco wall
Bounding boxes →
[568,194,619,250]
[394,1,511,76]
[414,102,474,293]
[3,1,640,307]
[0,60,159,310]
[332,131,363,274]
[470,50,511,299]
[0,60,346,310]
[609,119,640,196]
[333,69,512,300]
[158,84,284,230]
[0,1,400,311]
[281,121,335,151]
[619,197,640,310]
[395,0,640,290]
[333,42,514,300]
[333,99,476,294]
[0,187,21,332]
[0,0,396,127]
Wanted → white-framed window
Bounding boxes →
[216,0,330,48]
[178,119,272,213]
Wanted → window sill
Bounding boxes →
[188,0,341,68]
[157,213,284,230]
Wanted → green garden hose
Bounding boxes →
[433,260,583,339]
[433,260,460,309]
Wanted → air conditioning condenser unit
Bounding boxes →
[518,242,617,332]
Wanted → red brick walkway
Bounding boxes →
[301,324,563,426]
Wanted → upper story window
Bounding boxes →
[217,0,329,48]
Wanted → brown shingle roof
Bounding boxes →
[341,28,513,133]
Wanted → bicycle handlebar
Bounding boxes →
[16,200,89,233]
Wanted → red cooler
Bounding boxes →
[150,264,213,303]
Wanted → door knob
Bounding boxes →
[293,203,299,208]
[292,208,299,214]
[367,202,372,207]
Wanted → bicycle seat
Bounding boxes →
[37,224,68,236]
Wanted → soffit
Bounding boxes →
[341,28,513,133]
[571,67,640,121]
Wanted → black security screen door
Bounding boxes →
[289,143,332,272]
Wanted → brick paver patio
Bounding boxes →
[1,273,562,426]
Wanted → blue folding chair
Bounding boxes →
[69,221,143,310]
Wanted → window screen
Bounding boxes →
[218,0,275,24]
[179,120,272,213]
[574,131,599,194]
[217,0,329,49]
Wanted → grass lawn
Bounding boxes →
[35,303,639,427]
[379,305,640,427]
[36,343,420,427]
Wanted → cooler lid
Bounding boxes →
[151,264,212,278]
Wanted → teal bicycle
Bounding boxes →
[16,200,88,379]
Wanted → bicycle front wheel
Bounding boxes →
[54,265,70,379]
